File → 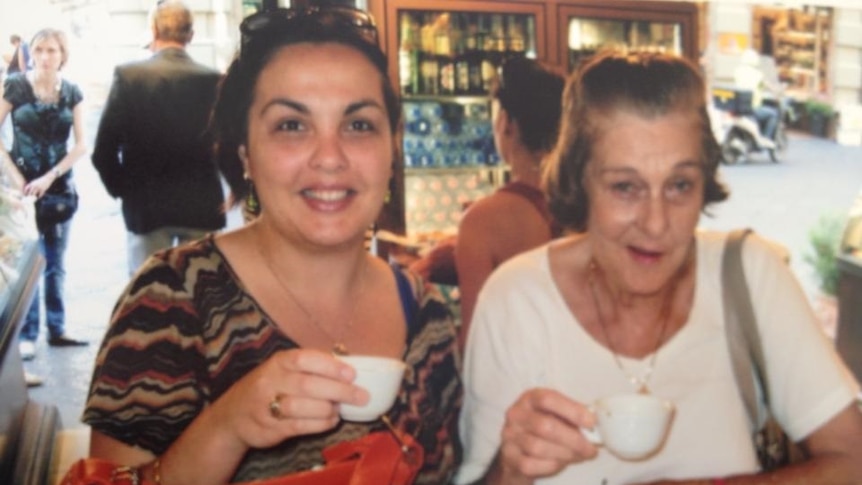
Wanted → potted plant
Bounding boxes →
[804,212,846,338]
[804,99,836,138]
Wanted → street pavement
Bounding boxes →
[697,132,862,301]
[22,123,862,432]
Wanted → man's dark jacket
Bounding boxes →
[92,47,225,234]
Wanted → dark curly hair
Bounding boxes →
[543,50,729,233]
[210,10,401,208]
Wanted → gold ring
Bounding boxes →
[269,393,285,420]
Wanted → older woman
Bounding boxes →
[0,28,89,363]
[82,6,461,484]
[456,51,862,484]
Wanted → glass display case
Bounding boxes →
[382,0,546,238]
[556,0,699,72]
[0,194,39,313]
[0,182,45,483]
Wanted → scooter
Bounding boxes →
[711,87,792,164]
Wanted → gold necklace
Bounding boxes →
[587,260,671,395]
[257,243,368,356]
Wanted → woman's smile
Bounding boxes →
[301,188,354,203]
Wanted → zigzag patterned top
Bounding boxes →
[83,235,463,483]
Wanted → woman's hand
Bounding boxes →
[206,348,369,451]
[91,349,372,485]
[23,172,56,198]
[495,388,598,482]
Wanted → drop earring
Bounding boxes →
[244,172,260,217]
[384,175,395,204]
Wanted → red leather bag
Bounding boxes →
[60,431,423,485]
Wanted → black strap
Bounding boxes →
[391,266,419,335]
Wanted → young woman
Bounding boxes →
[83,6,461,484]
[0,28,88,362]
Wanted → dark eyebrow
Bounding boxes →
[260,98,307,116]
[259,98,384,118]
[345,99,385,116]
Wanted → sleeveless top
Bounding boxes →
[83,235,463,484]
[498,180,560,236]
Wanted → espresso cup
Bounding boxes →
[337,355,406,422]
[581,393,674,460]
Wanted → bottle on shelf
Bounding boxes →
[420,13,439,95]
[436,14,456,95]
[506,15,526,58]
[464,14,484,94]
[398,13,420,95]
[479,15,497,93]
[525,16,537,59]
[454,14,472,95]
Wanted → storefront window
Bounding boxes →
[753,6,832,97]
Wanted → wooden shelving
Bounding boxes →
[755,6,832,98]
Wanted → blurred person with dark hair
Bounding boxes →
[92,0,225,277]
[454,57,564,348]
[5,34,31,74]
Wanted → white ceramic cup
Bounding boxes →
[581,393,675,460]
[337,355,406,422]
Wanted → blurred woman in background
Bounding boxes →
[0,28,88,368]
[455,57,564,348]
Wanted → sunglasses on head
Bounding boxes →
[240,5,378,58]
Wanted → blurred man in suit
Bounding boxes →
[93,0,225,276]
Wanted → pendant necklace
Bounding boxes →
[587,260,671,395]
[257,243,368,356]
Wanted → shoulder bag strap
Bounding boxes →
[723,228,771,429]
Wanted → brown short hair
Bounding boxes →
[543,50,729,232]
[30,29,69,69]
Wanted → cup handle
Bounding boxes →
[579,405,602,445]
[579,426,602,445]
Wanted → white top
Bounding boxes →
[734,62,765,107]
[456,230,859,485]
